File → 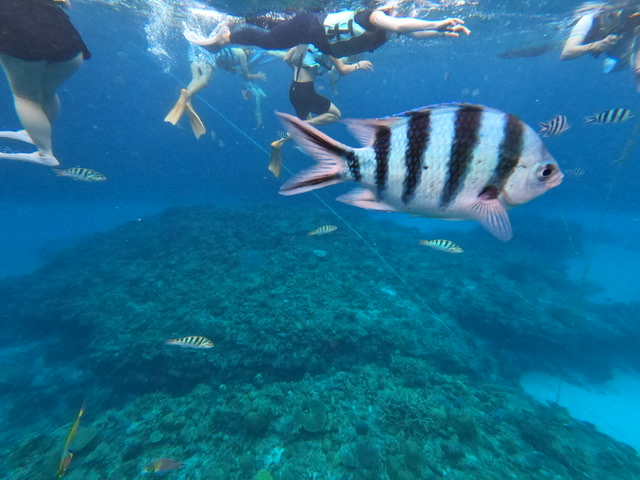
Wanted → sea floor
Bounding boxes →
[0,202,638,479]
[520,369,640,451]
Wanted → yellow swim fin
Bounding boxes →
[164,89,189,125]
[185,101,206,139]
[268,148,282,178]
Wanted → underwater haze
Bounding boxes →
[1,1,640,479]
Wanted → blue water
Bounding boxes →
[1,1,640,479]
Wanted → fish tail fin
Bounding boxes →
[538,122,549,136]
[276,112,350,195]
[584,115,596,124]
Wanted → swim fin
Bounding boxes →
[0,151,59,166]
[185,101,206,139]
[164,89,189,125]
[268,144,283,178]
[268,136,290,177]
[0,129,35,144]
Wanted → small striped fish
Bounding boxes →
[419,239,464,253]
[308,225,338,236]
[538,115,569,137]
[53,167,107,181]
[277,103,563,241]
[165,336,214,349]
[585,108,634,124]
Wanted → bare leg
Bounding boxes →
[165,61,212,132]
[0,53,81,161]
[269,104,341,177]
[248,83,266,129]
[306,103,341,126]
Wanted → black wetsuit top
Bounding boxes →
[231,10,388,57]
[0,0,91,61]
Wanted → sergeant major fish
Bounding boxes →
[277,103,563,241]
[538,115,570,137]
[419,239,464,253]
[585,108,634,124]
[53,167,107,182]
[165,336,214,349]
[308,225,338,236]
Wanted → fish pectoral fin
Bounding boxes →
[336,188,397,212]
[470,196,512,241]
[343,118,401,147]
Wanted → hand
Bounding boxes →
[254,71,267,81]
[356,60,374,71]
[437,18,471,36]
[593,34,619,52]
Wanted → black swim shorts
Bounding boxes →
[0,0,90,61]
[289,81,331,119]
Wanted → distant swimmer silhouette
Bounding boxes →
[0,0,90,166]
[498,41,560,59]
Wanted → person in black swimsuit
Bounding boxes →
[268,44,373,177]
[0,0,90,166]
[185,7,470,56]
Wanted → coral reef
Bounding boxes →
[0,205,638,479]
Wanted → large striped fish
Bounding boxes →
[277,103,563,241]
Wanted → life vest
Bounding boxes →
[215,47,239,70]
[323,11,366,45]
[322,10,388,57]
[302,46,332,74]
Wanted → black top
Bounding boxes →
[0,0,90,61]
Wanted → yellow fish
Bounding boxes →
[56,400,86,478]
[419,239,464,254]
[308,225,338,236]
[165,336,214,349]
[142,458,185,474]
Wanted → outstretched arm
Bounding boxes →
[369,11,470,37]
[561,33,619,60]
[330,56,374,75]
[560,14,618,60]
[234,48,267,81]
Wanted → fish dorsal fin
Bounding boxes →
[469,187,512,241]
[336,188,397,212]
[343,118,402,147]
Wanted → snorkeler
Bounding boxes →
[184,5,470,57]
[561,1,640,90]
[0,0,90,166]
[165,45,270,137]
[268,44,373,177]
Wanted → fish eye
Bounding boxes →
[537,163,556,180]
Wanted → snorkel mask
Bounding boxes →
[53,0,72,8]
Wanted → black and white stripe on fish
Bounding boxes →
[403,111,431,204]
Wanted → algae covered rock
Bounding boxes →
[293,398,328,433]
